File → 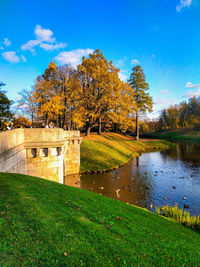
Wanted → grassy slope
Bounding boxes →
[142,129,200,142]
[1,173,200,266]
[80,133,172,172]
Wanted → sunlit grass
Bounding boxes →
[142,129,200,142]
[80,133,172,172]
[1,173,200,266]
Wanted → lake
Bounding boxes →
[64,142,200,216]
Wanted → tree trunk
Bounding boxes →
[136,110,139,141]
[62,111,66,129]
[136,156,139,166]
[31,113,34,128]
[45,113,48,126]
[58,114,62,128]
[114,123,117,133]
[85,122,91,136]
[98,116,102,135]
[86,126,91,136]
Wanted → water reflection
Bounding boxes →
[64,142,200,216]
[64,174,81,188]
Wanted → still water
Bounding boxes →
[64,142,200,216]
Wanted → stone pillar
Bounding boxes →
[64,139,81,176]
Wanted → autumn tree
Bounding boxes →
[12,115,32,128]
[0,82,13,130]
[77,49,133,136]
[33,61,63,125]
[157,96,200,131]
[179,102,188,128]
[107,81,136,133]
[128,65,153,140]
[58,65,83,129]
[166,106,179,129]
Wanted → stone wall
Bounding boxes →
[0,128,81,183]
[0,129,26,174]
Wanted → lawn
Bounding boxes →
[1,172,200,266]
[142,129,200,142]
[80,132,172,172]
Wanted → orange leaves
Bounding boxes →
[31,52,139,131]
[32,61,65,121]
[76,49,137,132]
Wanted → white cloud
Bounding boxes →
[21,55,27,62]
[2,51,20,63]
[34,25,55,42]
[0,46,4,50]
[160,90,169,93]
[184,82,200,97]
[3,38,11,47]
[131,59,139,65]
[21,39,40,52]
[21,25,67,52]
[40,42,66,51]
[118,72,127,81]
[55,49,93,67]
[176,0,192,12]
[186,82,200,88]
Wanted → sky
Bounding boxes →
[0,0,200,119]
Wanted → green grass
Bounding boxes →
[80,133,172,172]
[142,129,200,142]
[1,173,200,266]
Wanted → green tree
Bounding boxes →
[128,65,153,140]
[0,82,13,130]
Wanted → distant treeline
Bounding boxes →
[144,96,200,132]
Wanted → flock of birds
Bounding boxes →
[95,170,191,209]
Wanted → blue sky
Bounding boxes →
[0,0,200,118]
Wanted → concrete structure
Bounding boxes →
[0,128,81,183]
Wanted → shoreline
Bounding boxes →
[80,152,138,174]
[80,133,173,173]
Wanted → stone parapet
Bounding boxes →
[0,128,81,183]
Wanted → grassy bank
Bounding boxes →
[1,173,200,266]
[141,129,200,142]
[80,133,172,172]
